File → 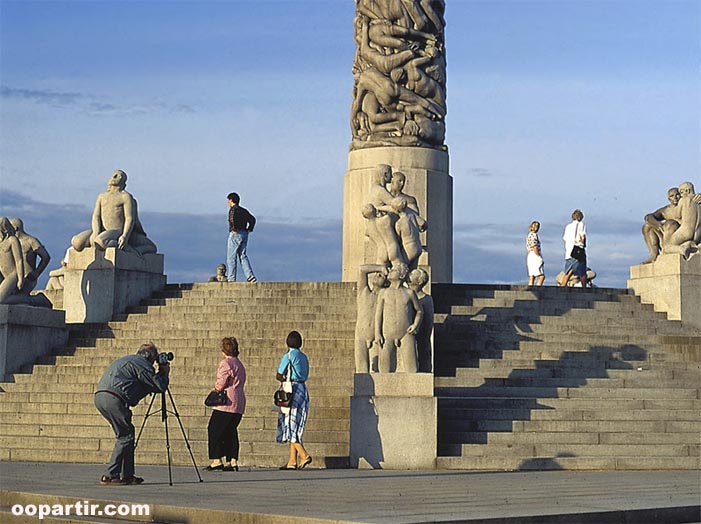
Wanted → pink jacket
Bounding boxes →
[212,356,246,414]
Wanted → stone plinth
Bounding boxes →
[628,254,701,330]
[63,247,166,323]
[0,305,67,381]
[350,373,436,469]
[342,147,453,283]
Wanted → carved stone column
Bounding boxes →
[343,0,452,283]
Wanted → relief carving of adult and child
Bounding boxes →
[356,164,433,374]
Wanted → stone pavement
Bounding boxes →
[0,462,699,523]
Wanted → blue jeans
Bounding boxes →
[94,392,135,479]
[227,231,255,282]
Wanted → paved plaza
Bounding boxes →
[1,462,699,523]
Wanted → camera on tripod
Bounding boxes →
[157,352,174,365]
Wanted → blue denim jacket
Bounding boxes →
[96,355,169,406]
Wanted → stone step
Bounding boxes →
[435,455,701,471]
[63,337,355,350]
[21,357,353,378]
[0,413,351,436]
[445,303,667,319]
[106,314,355,329]
[437,397,701,411]
[510,419,701,433]
[456,442,696,458]
[435,375,700,389]
[3,446,349,469]
[444,366,699,381]
[438,411,701,435]
[442,431,701,446]
[436,386,699,399]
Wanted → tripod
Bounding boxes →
[135,388,203,486]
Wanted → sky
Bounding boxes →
[1,0,700,288]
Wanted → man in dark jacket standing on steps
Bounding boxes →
[226,192,258,283]
[94,343,169,485]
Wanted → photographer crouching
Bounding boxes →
[94,342,170,485]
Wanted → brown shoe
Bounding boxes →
[124,476,144,485]
[99,475,126,486]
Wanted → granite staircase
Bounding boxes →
[2,282,700,471]
[432,284,701,471]
[0,282,357,469]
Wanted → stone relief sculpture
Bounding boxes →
[374,263,422,373]
[71,170,157,255]
[9,218,51,294]
[355,264,388,373]
[408,268,434,373]
[641,187,682,264]
[0,218,25,304]
[351,0,447,150]
[392,198,423,269]
[357,164,430,373]
[661,182,701,259]
[362,165,427,270]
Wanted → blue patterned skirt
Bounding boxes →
[276,382,309,444]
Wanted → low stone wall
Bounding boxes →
[0,305,67,382]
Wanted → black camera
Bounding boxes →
[157,352,174,365]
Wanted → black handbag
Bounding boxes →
[570,245,586,262]
[273,387,292,407]
[204,389,228,407]
[273,356,294,407]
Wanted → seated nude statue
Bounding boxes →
[641,187,681,264]
[9,218,51,294]
[71,170,157,255]
[374,263,422,373]
[0,217,25,304]
[663,181,701,259]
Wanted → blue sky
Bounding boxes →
[1,0,700,288]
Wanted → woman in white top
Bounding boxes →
[526,221,545,286]
[561,209,588,288]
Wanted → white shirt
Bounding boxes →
[563,220,586,259]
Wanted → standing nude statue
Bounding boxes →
[362,203,405,267]
[71,170,157,255]
[641,187,681,264]
[374,263,422,373]
[0,218,25,304]
[408,268,434,373]
[392,198,424,269]
[355,264,388,373]
[364,164,407,267]
[9,218,51,294]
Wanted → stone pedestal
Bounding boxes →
[0,305,67,382]
[628,254,701,330]
[350,373,437,469]
[63,247,166,324]
[342,147,453,283]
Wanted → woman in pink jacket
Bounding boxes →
[205,337,246,472]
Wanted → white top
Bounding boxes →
[563,220,586,259]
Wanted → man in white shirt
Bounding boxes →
[561,209,588,288]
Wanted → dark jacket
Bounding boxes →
[228,205,256,233]
[96,354,169,406]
